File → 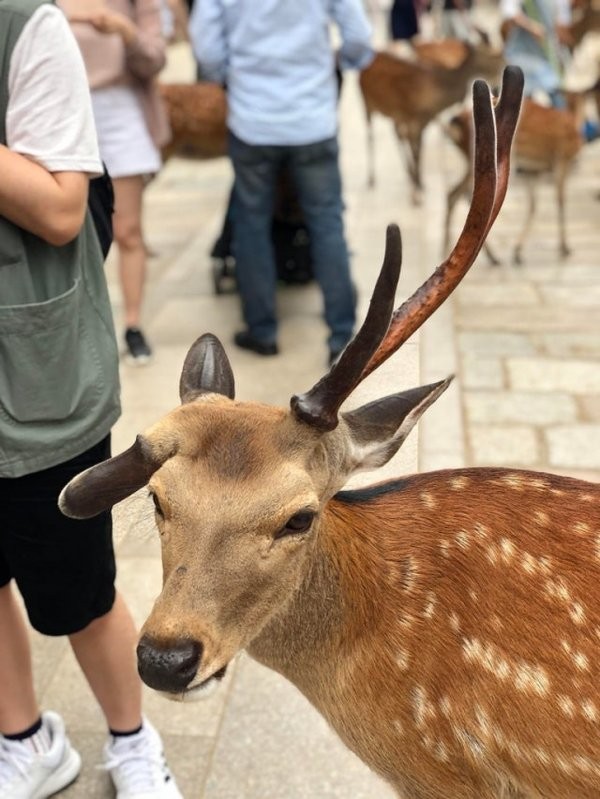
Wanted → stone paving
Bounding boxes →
[29,5,600,797]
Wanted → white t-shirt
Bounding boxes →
[7,4,102,175]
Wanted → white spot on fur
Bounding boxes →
[558,695,576,718]
[440,539,451,559]
[440,697,452,718]
[423,592,437,619]
[463,638,549,696]
[451,476,469,491]
[569,602,585,625]
[473,522,489,541]
[573,651,590,671]
[534,510,550,526]
[449,612,460,632]
[397,649,410,671]
[573,521,591,536]
[499,473,525,490]
[500,538,515,563]
[421,491,437,510]
[456,530,470,551]
[582,700,598,722]
[412,686,436,728]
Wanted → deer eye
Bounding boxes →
[150,492,164,518]
[275,510,315,540]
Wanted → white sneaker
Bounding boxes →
[102,718,182,798]
[0,711,81,799]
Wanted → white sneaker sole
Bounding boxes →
[123,353,153,367]
[32,748,81,799]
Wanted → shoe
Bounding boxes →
[0,711,81,799]
[233,330,278,356]
[103,718,182,799]
[124,328,153,366]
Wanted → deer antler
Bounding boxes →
[291,66,523,432]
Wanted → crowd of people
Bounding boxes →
[0,0,597,798]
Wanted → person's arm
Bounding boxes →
[0,150,88,246]
[331,0,375,71]
[189,0,228,84]
[500,0,545,41]
[67,0,167,81]
[3,5,102,245]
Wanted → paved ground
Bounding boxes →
[30,5,599,797]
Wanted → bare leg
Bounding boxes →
[0,583,40,734]
[69,591,142,732]
[113,176,147,330]
[365,108,376,188]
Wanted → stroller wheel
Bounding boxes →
[212,257,237,295]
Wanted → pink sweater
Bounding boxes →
[58,0,166,88]
[59,0,170,147]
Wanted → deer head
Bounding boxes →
[59,68,524,700]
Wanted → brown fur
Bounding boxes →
[159,82,228,161]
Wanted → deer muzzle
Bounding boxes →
[136,634,202,694]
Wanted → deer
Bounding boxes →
[443,98,583,265]
[158,81,228,162]
[59,67,600,799]
[359,38,504,204]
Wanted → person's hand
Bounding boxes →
[527,20,546,43]
[68,10,137,45]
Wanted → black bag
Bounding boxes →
[88,165,114,259]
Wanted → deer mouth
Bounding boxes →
[176,663,229,702]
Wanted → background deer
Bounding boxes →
[159,82,228,162]
[444,99,583,264]
[359,38,504,203]
[60,68,600,799]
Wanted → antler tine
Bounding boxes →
[360,66,522,381]
[290,224,402,431]
[486,65,525,235]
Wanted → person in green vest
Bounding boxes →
[0,2,182,797]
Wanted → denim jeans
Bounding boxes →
[228,132,356,352]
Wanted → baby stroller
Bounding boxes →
[210,170,314,295]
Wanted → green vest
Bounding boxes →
[0,0,121,477]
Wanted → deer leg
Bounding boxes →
[406,130,424,207]
[555,163,571,259]
[513,174,536,266]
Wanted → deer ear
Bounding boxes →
[58,435,171,519]
[179,333,235,403]
[342,377,453,473]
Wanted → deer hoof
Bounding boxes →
[513,250,523,267]
[560,245,572,259]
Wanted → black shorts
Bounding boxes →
[0,436,116,636]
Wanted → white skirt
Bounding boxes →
[91,85,161,179]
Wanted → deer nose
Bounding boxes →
[136,635,202,693]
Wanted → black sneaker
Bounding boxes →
[124,327,152,365]
[233,330,278,356]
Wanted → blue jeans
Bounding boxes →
[228,132,356,352]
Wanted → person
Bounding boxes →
[59,0,171,366]
[389,0,421,40]
[500,0,572,106]
[438,0,475,41]
[189,0,374,366]
[0,2,181,797]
